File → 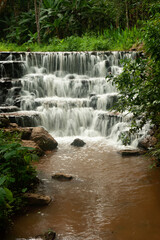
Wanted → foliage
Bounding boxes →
[0,130,38,234]
[108,57,160,131]
[118,132,131,146]
[108,12,160,159]
[0,27,141,52]
[1,9,36,44]
[0,0,158,44]
[0,176,13,232]
[143,13,160,60]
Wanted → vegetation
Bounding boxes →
[0,0,158,49]
[108,9,160,160]
[0,26,142,52]
[0,0,160,234]
[0,130,38,235]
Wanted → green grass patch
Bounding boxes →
[0,27,142,52]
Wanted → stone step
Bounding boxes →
[0,61,26,78]
[0,111,40,127]
[0,52,26,61]
[31,93,118,111]
[0,78,22,105]
[0,106,20,113]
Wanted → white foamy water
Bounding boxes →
[5,51,148,147]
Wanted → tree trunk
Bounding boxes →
[0,0,7,13]
[116,15,119,28]
[34,0,41,44]
[125,0,129,29]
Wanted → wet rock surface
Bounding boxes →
[138,136,157,150]
[36,230,56,240]
[0,112,40,127]
[0,118,58,156]
[0,106,20,113]
[118,149,146,156]
[52,173,73,181]
[23,193,52,206]
[0,115,10,127]
[4,127,32,139]
[31,127,58,151]
[71,138,86,147]
[0,61,26,78]
[21,140,44,156]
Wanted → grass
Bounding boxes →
[0,26,143,52]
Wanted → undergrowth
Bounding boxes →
[0,130,38,236]
[0,26,142,52]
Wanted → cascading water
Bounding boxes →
[5,51,145,146]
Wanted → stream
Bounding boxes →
[6,138,160,240]
[2,51,160,240]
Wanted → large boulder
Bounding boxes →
[31,127,58,151]
[71,138,86,147]
[5,127,32,140]
[21,140,44,156]
[24,193,52,206]
[138,136,157,150]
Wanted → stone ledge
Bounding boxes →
[118,149,147,156]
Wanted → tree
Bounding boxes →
[125,0,129,29]
[34,0,42,44]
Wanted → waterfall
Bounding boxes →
[1,51,146,145]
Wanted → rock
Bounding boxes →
[20,128,32,140]
[89,95,98,109]
[21,140,44,156]
[89,92,96,98]
[24,193,52,206]
[36,230,56,240]
[5,127,32,140]
[31,127,58,151]
[0,111,40,127]
[138,136,157,150]
[52,173,73,181]
[0,106,20,113]
[9,123,19,128]
[0,61,26,78]
[0,116,10,128]
[130,43,144,52]
[118,149,146,156]
[44,231,56,240]
[71,138,86,147]
[0,79,12,104]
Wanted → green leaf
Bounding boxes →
[22,188,27,193]
[4,188,13,202]
[4,150,17,160]
[0,187,6,204]
[0,176,6,186]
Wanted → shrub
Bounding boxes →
[0,130,38,234]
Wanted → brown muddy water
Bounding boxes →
[6,138,160,240]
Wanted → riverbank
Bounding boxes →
[0,116,58,238]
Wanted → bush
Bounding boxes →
[143,13,160,60]
[108,13,160,160]
[0,27,141,52]
[0,130,38,235]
